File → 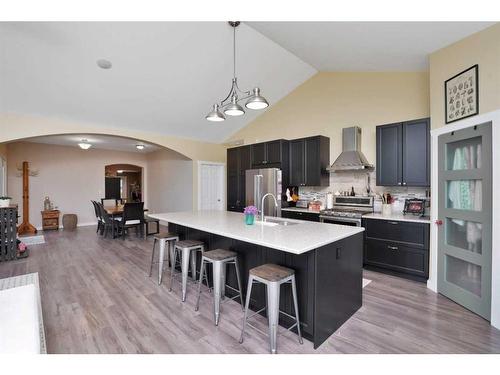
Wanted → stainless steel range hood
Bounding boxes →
[327,126,373,171]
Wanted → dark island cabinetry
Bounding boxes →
[168,222,363,349]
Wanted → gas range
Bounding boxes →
[319,196,374,226]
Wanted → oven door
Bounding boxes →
[319,215,361,227]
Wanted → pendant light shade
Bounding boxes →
[224,96,245,116]
[206,22,269,122]
[205,104,226,122]
[245,87,269,110]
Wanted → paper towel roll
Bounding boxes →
[326,192,334,209]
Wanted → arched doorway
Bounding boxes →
[104,164,143,203]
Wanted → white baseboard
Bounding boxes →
[36,222,97,231]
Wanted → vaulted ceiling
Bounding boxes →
[0,22,494,143]
[0,22,316,143]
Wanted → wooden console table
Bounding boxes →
[41,210,60,231]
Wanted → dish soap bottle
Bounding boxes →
[350,186,355,196]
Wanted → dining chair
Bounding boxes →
[91,200,103,234]
[97,202,121,238]
[116,202,145,239]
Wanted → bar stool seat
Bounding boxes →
[195,249,244,325]
[250,264,294,282]
[170,240,206,302]
[203,248,237,261]
[148,232,179,285]
[240,263,303,354]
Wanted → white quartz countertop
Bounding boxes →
[149,210,364,255]
[362,212,431,224]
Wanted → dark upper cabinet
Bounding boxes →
[289,139,305,186]
[289,136,330,187]
[376,118,430,187]
[402,118,430,187]
[251,143,267,166]
[251,139,287,167]
[376,123,403,186]
[226,145,251,212]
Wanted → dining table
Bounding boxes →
[103,205,149,238]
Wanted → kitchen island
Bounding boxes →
[148,210,364,349]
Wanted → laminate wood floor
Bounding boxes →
[1,226,499,354]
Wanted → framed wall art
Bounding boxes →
[445,64,478,124]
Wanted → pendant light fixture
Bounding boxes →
[206,21,269,122]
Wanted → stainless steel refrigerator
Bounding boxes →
[245,168,282,218]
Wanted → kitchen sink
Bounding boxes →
[256,218,300,226]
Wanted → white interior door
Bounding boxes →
[199,162,225,211]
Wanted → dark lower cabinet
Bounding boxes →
[363,218,430,282]
[169,223,363,349]
[281,210,320,222]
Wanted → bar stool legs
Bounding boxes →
[239,264,303,354]
[148,233,179,285]
[169,240,205,302]
[195,249,244,326]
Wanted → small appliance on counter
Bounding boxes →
[308,200,322,212]
[295,199,310,209]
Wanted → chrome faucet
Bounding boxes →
[260,193,278,222]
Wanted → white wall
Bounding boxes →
[146,148,193,214]
[7,142,149,229]
[429,109,500,328]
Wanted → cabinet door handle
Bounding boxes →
[387,221,399,225]
[336,247,342,259]
[388,245,398,250]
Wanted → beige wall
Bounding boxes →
[0,113,226,208]
[226,72,430,166]
[429,23,500,130]
[147,148,193,214]
[7,142,149,229]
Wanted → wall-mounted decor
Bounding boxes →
[445,64,478,124]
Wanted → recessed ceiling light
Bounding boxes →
[78,139,92,150]
[97,59,112,69]
[136,144,145,150]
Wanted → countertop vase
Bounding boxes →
[245,214,255,225]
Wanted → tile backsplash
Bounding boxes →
[297,170,430,215]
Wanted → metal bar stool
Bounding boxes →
[148,232,179,285]
[170,239,206,302]
[195,249,244,325]
[239,263,303,354]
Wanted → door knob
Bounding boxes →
[435,219,443,226]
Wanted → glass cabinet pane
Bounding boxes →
[446,136,482,170]
[446,218,482,254]
[446,179,482,211]
[446,255,482,297]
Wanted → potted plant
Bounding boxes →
[0,196,12,208]
[243,205,258,225]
